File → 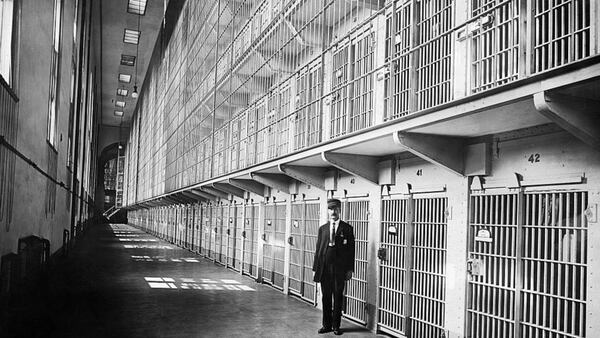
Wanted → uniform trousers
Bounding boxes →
[321,246,346,329]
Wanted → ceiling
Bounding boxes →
[100,0,167,127]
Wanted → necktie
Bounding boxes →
[329,222,335,246]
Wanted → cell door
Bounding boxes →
[201,204,212,257]
[242,203,259,278]
[340,198,369,324]
[217,204,227,265]
[226,204,239,270]
[194,204,202,253]
[288,201,320,303]
[466,189,588,338]
[209,205,219,259]
[378,195,448,338]
[263,202,286,289]
[234,204,244,269]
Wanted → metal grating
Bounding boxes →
[467,190,588,338]
[379,197,410,335]
[410,197,447,337]
[416,0,454,110]
[243,204,258,278]
[471,0,520,93]
[467,192,519,338]
[201,204,212,257]
[384,1,413,121]
[521,191,587,338]
[263,204,275,284]
[227,204,239,270]
[277,85,291,157]
[533,0,591,73]
[349,32,375,133]
[234,204,244,269]
[288,202,320,303]
[378,196,447,337]
[342,199,369,324]
[294,62,322,151]
[273,203,286,289]
[218,204,228,265]
[330,43,350,139]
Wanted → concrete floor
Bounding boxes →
[5,223,387,337]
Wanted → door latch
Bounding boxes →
[467,258,485,276]
[287,236,294,245]
[377,247,387,261]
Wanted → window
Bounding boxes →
[47,0,64,147]
[0,0,17,84]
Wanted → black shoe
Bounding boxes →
[333,328,343,335]
[318,327,332,334]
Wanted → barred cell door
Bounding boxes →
[340,198,369,324]
[194,204,202,254]
[234,204,244,270]
[242,203,258,278]
[217,204,227,265]
[226,204,237,269]
[288,201,320,303]
[209,205,220,260]
[263,202,286,290]
[378,194,447,337]
[201,204,212,257]
[467,188,588,338]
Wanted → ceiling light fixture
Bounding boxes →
[131,13,141,99]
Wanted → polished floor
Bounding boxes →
[6,223,385,337]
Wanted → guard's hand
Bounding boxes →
[345,271,353,281]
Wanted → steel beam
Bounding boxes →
[200,186,230,199]
[212,182,245,198]
[534,91,600,150]
[393,131,466,177]
[228,178,266,196]
[250,173,291,194]
[181,191,206,203]
[191,189,219,202]
[321,152,379,185]
[278,164,326,191]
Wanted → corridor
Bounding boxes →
[6,223,381,338]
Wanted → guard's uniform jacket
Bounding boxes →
[312,220,355,282]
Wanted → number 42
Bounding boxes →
[528,154,540,163]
